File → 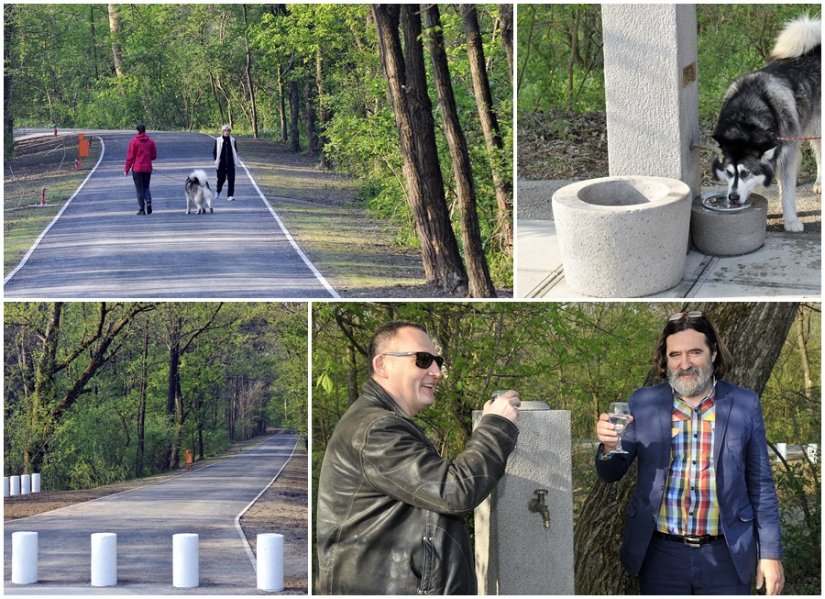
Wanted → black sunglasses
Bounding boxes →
[382,351,444,369]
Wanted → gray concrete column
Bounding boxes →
[474,402,574,595]
[602,4,701,196]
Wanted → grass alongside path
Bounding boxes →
[4,134,103,276]
[240,137,445,298]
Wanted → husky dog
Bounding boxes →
[184,169,214,215]
[712,16,821,232]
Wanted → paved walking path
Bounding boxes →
[4,130,337,298]
[4,434,299,595]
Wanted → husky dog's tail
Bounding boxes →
[189,169,210,186]
[769,15,821,61]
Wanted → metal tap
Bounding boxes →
[528,489,551,528]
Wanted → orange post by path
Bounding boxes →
[78,133,90,158]
[185,449,193,470]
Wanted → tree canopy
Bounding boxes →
[4,302,308,490]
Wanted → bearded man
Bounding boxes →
[594,311,784,595]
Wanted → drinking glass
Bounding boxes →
[608,402,630,454]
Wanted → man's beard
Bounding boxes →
[668,363,714,399]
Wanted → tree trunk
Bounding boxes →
[795,308,813,395]
[424,5,496,298]
[316,47,331,167]
[574,302,799,594]
[136,325,148,478]
[25,303,150,474]
[107,4,124,77]
[241,5,259,138]
[277,64,288,142]
[89,6,100,80]
[304,78,319,153]
[497,4,514,84]
[372,4,468,294]
[4,6,14,159]
[461,5,513,256]
[289,78,301,152]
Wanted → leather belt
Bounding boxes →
[654,531,723,547]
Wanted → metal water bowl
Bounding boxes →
[700,191,750,212]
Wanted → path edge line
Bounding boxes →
[4,135,106,286]
[240,159,341,298]
[234,434,300,574]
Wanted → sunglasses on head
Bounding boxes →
[382,351,444,369]
[668,310,703,322]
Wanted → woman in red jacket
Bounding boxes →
[123,124,158,215]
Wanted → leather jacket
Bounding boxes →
[316,378,519,594]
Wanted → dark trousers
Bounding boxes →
[639,535,750,595]
[216,164,235,197]
[132,171,152,209]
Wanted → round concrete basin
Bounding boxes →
[552,176,692,297]
[691,194,766,256]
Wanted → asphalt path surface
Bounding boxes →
[4,130,337,298]
[4,434,300,595]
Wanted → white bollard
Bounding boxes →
[257,533,285,592]
[806,443,819,464]
[173,533,199,588]
[4,476,9,497]
[32,473,41,493]
[91,533,118,587]
[12,531,38,584]
[776,442,787,459]
[10,475,21,496]
[21,474,31,495]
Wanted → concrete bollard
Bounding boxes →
[4,476,9,497]
[32,473,41,493]
[12,531,39,585]
[257,533,285,592]
[10,475,21,496]
[21,474,31,495]
[91,533,118,587]
[173,533,199,588]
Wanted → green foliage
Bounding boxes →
[7,3,513,287]
[4,302,307,489]
[518,4,820,122]
[774,458,820,594]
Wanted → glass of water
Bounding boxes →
[608,402,630,454]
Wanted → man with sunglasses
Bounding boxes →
[316,320,520,594]
[594,311,783,595]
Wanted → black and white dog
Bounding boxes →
[184,169,214,215]
[712,16,821,232]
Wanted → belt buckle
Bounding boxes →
[683,535,702,547]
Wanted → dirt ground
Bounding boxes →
[4,433,309,593]
[517,110,821,232]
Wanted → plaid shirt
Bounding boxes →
[656,385,720,536]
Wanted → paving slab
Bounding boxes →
[4,131,336,299]
[517,220,820,299]
[4,434,301,595]
[516,179,821,299]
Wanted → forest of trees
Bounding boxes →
[517,4,816,119]
[312,302,821,594]
[4,302,308,491]
[4,4,514,293]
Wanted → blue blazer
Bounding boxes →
[595,381,783,584]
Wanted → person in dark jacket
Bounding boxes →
[212,124,240,201]
[123,123,157,215]
[595,311,783,595]
[316,320,520,595]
